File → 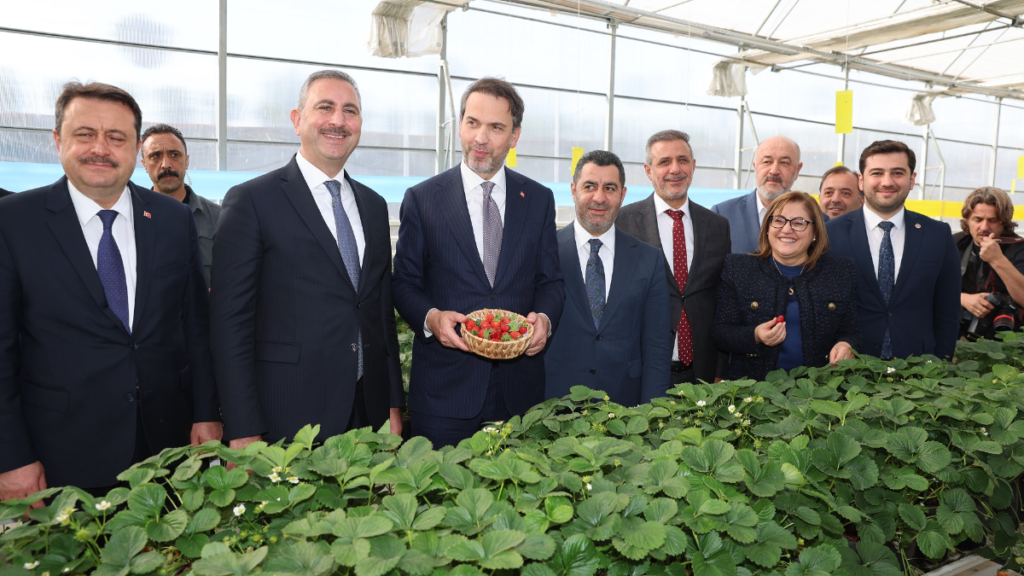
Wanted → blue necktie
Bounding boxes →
[97,210,130,334]
[585,239,606,330]
[325,179,363,379]
[878,221,895,359]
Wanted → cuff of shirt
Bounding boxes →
[423,308,439,338]
[538,313,553,337]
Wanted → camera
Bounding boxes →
[960,292,1019,340]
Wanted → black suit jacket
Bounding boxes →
[617,195,731,382]
[544,226,672,404]
[0,179,218,488]
[826,208,960,359]
[210,156,402,443]
[712,253,862,381]
[392,165,564,420]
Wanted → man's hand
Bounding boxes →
[961,292,994,317]
[191,421,224,447]
[389,407,403,436]
[226,435,262,471]
[754,318,786,347]
[0,461,47,508]
[426,309,469,351]
[978,233,1008,265]
[829,341,855,364]
[524,312,550,356]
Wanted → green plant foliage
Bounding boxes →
[7,336,1024,574]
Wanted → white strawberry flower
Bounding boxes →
[233,504,246,516]
[696,400,707,407]
[269,472,281,483]
[586,483,593,491]
[608,413,615,418]
[24,561,39,569]
[95,500,111,511]
[981,427,988,436]
[728,405,736,413]
[886,366,896,374]
[272,466,283,473]
[288,476,299,484]
[744,396,753,403]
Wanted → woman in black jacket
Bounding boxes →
[712,191,861,381]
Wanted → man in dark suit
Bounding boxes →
[618,130,731,385]
[712,136,803,254]
[826,140,959,359]
[544,151,671,404]
[392,78,564,448]
[0,82,220,500]
[210,70,403,449]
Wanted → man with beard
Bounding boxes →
[543,150,670,404]
[392,77,563,448]
[713,136,803,254]
[0,82,220,500]
[818,165,863,219]
[826,140,959,359]
[140,124,220,286]
[618,130,731,385]
[211,70,403,448]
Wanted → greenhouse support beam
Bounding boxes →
[604,21,617,151]
[435,14,449,175]
[216,0,227,171]
[734,96,745,190]
[989,98,1001,187]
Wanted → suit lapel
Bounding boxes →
[849,209,887,305]
[600,229,638,330]
[436,167,491,287]
[891,211,924,303]
[495,170,526,286]
[637,196,663,249]
[130,184,155,333]
[558,226,594,332]
[683,203,707,297]
[279,158,355,291]
[744,192,761,252]
[45,178,132,334]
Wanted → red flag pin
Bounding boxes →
[143,211,152,219]
[520,191,525,198]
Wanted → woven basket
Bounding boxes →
[463,309,533,360]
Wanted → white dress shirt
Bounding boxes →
[460,161,507,261]
[573,220,615,299]
[863,207,906,282]
[296,151,366,265]
[652,194,695,362]
[68,182,137,329]
[758,202,768,228]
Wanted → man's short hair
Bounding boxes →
[459,77,525,130]
[819,165,860,193]
[645,129,691,166]
[859,139,916,174]
[297,69,361,111]
[55,81,143,142]
[960,186,1017,234]
[140,123,188,153]
[573,150,626,187]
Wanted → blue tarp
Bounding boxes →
[0,160,748,207]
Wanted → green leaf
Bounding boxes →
[100,525,148,568]
[692,550,738,576]
[146,508,187,542]
[208,488,235,508]
[127,484,165,518]
[645,498,679,524]
[411,507,446,531]
[897,504,927,531]
[264,540,334,576]
[624,520,668,550]
[916,527,950,559]
[130,551,165,574]
[176,533,209,558]
[517,533,557,560]
[551,534,600,576]
[546,496,574,524]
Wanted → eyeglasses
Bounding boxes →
[768,215,812,232]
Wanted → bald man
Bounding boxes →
[712,136,803,254]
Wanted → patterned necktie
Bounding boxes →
[585,239,606,329]
[481,181,503,287]
[97,210,130,333]
[325,179,363,379]
[878,220,896,359]
[666,210,693,365]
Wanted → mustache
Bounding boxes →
[663,175,687,183]
[586,203,612,211]
[320,127,353,137]
[158,168,180,180]
[78,155,119,168]
[468,144,493,155]
[761,175,783,184]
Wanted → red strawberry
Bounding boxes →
[510,331,520,340]
[776,316,785,323]
[485,313,494,322]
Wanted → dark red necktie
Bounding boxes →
[666,210,692,365]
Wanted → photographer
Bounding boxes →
[956,186,1024,339]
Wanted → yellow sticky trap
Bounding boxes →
[1012,179,1018,195]
[506,147,517,168]
[835,90,853,134]
[570,147,584,176]
[1018,156,1024,179]
[835,161,843,167]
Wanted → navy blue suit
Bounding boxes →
[712,191,761,255]
[826,208,960,359]
[210,157,402,443]
[0,179,218,489]
[392,166,564,447]
[544,226,672,405]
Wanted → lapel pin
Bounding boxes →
[914,223,921,228]
[520,191,525,198]
[143,211,152,219]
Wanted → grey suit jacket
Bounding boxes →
[711,190,761,255]
[617,195,731,382]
